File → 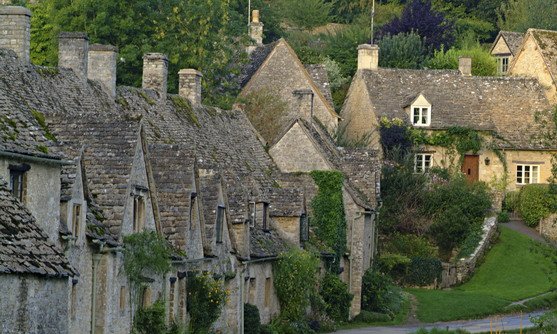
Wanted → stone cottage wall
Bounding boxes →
[439,217,497,288]
[0,275,70,334]
[538,213,557,242]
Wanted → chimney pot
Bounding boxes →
[59,32,89,82]
[459,56,472,76]
[0,6,31,64]
[357,44,379,71]
[252,10,260,23]
[142,53,168,101]
[88,44,118,98]
[179,69,203,106]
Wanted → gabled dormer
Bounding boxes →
[406,93,431,127]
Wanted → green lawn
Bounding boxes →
[409,227,557,323]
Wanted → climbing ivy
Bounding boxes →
[186,272,227,334]
[411,126,483,157]
[309,170,347,264]
[123,231,172,286]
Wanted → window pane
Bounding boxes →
[413,108,420,124]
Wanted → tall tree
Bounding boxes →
[275,0,333,30]
[378,0,455,51]
[498,0,557,32]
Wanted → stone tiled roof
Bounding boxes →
[359,68,553,149]
[495,31,524,56]
[0,50,64,160]
[528,29,557,85]
[250,228,290,258]
[305,64,334,108]
[0,178,77,277]
[239,41,278,88]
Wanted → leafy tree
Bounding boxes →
[498,0,557,32]
[426,44,497,76]
[378,32,426,69]
[324,24,370,77]
[274,0,332,30]
[378,0,455,52]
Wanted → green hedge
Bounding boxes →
[405,257,443,287]
[518,184,557,227]
[361,269,404,317]
[320,273,353,322]
[503,191,520,212]
[244,304,261,334]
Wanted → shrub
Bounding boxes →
[430,207,472,253]
[426,44,497,76]
[378,33,427,69]
[273,248,320,321]
[384,234,439,258]
[405,257,442,287]
[361,270,404,317]
[133,299,167,334]
[187,272,227,333]
[244,304,261,334]
[376,253,411,282]
[518,184,557,227]
[497,211,510,223]
[456,222,484,258]
[352,310,391,323]
[503,191,520,212]
[123,231,173,286]
[320,272,353,322]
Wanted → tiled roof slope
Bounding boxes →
[0,178,76,277]
[529,29,557,85]
[360,69,553,149]
[239,42,278,88]
[305,64,335,108]
[499,31,524,55]
[0,50,64,160]
[250,229,290,258]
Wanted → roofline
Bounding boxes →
[0,150,72,165]
[242,39,341,121]
[508,30,557,85]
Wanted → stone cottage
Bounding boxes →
[507,28,557,103]
[490,31,524,75]
[342,44,555,193]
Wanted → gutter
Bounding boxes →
[0,150,73,165]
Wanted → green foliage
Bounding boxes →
[456,222,484,258]
[239,89,288,144]
[503,191,520,212]
[376,253,411,282]
[518,184,557,227]
[361,269,404,317]
[275,0,332,30]
[132,299,167,334]
[324,24,370,78]
[244,304,261,334]
[531,310,557,334]
[333,121,373,148]
[322,57,350,91]
[378,33,427,69]
[497,211,510,223]
[309,170,346,263]
[405,257,443,287]
[498,0,557,32]
[426,45,497,76]
[186,272,227,334]
[31,109,56,141]
[319,273,353,322]
[273,248,319,322]
[123,231,172,285]
[352,310,391,323]
[383,233,439,258]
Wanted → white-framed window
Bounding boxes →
[497,56,510,74]
[414,153,432,173]
[516,164,539,185]
[411,106,431,126]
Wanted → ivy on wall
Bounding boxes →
[123,231,172,286]
[309,170,347,263]
[186,272,228,333]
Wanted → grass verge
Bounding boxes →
[409,227,557,323]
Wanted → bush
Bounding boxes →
[503,191,520,212]
[352,310,391,323]
[187,273,227,333]
[378,33,427,69]
[320,273,353,322]
[430,207,471,253]
[497,211,510,223]
[273,248,320,321]
[426,44,497,76]
[405,257,443,287]
[456,222,483,258]
[133,299,167,334]
[361,270,404,317]
[518,184,557,227]
[244,304,261,334]
[376,253,411,282]
[384,234,439,258]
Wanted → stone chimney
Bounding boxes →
[142,53,168,101]
[59,32,89,82]
[0,6,31,64]
[357,44,379,71]
[178,69,203,106]
[247,9,264,54]
[459,56,472,76]
[87,44,118,98]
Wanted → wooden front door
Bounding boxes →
[462,155,479,182]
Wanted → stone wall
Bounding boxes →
[245,261,280,324]
[538,213,557,242]
[0,275,70,334]
[439,217,497,288]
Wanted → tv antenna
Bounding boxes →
[371,0,376,43]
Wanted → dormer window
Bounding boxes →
[497,56,510,75]
[216,205,225,243]
[131,185,148,233]
[409,94,431,127]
